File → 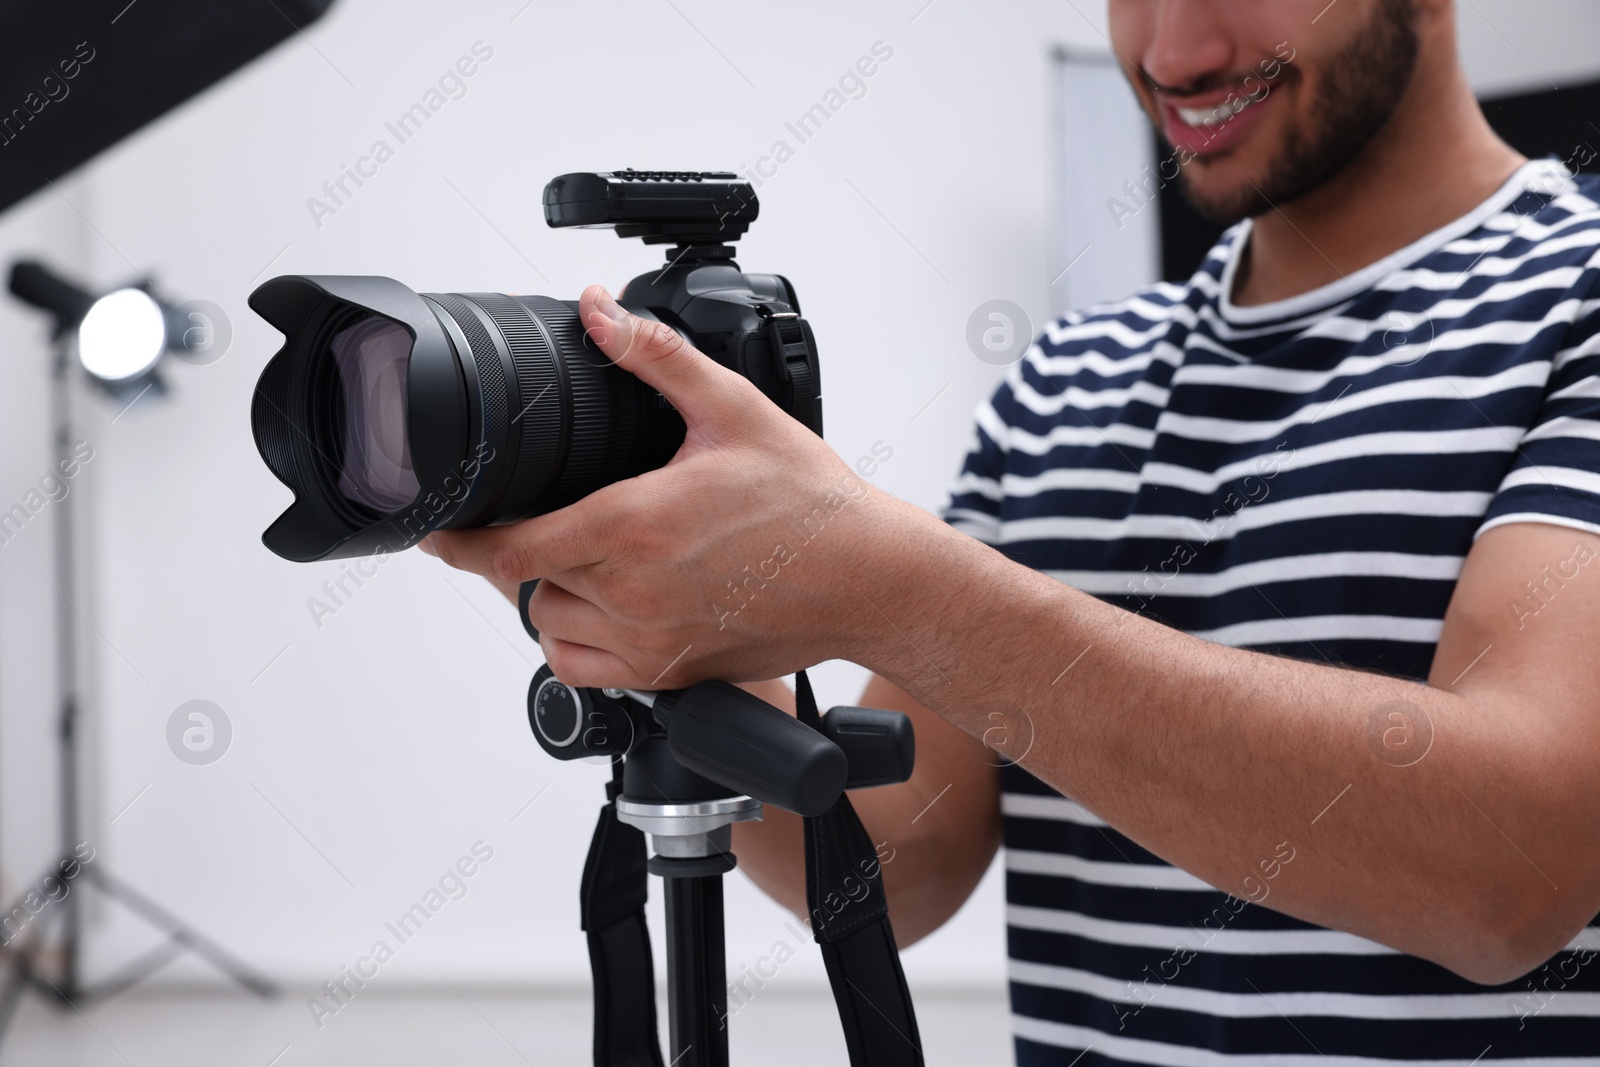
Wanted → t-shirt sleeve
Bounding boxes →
[940,366,1018,545]
[1478,274,1600,540]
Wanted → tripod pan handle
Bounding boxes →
[655,681,847,817]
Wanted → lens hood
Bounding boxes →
[250,275,471,562]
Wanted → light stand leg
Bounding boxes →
[0,902,64,1034]
[79,868,275,999]
[663,875,728,1067]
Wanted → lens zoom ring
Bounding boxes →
[467,294,563,510]
[518,297,619,500]
[427,294,508,526]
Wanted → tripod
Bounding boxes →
[608,720,761,1064]
[528,654,924,1067]
[0,330,274,1044]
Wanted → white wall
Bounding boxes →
[1,0,1597,1014]
[1457,0,1600,97]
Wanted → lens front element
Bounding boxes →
[330,315,420,511]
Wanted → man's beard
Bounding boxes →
[1173,0,1421,225]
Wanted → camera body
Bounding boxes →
[541,170,822,429]
[611,252,821,432]
[250,170,821,562]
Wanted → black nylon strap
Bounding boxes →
[581,760,665,1067]
[763,312,822,436]
[796,671,925,1067]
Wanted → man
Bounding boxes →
[425,0,1600,1060]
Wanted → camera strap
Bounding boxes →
[794,670,925,1067]
[763,311,822,435]
[580,758,665,1067]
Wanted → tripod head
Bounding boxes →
[528,666,917,815]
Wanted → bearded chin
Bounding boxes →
[1171,0,1420,226]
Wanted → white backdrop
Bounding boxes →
[1052,47,1161,312]
[1,0,1598,1006]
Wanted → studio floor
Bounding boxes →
[2,984,1012,1066]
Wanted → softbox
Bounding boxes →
[0,0,338,214]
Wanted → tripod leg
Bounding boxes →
[663,875,728,1067]
[80,868,276,997]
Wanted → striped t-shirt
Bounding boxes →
[942,159,1600,1064]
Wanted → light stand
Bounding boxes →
[0,261,275,1045]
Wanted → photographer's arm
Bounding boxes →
[840,506,1600,987]
[426,287,1600,985]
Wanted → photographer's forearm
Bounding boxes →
[848,502,1600,981]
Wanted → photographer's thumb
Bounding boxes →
[580,284,758,438]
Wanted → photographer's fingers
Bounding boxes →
[540,633,640,689]
[579,285,763,434]
[421,506,606,584]
[525,579,614,648]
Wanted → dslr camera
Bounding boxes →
[250,169,821,561]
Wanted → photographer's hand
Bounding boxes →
[419,284,935,689]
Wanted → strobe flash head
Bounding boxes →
[77,288,167,383]
[249,169,822,564]
[7,260,220,395]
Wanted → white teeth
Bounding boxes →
[1177,95,1254,128]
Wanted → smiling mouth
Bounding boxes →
[1174,94,1260,129]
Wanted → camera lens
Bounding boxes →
[250,276,685,562]
[329,315,419,512]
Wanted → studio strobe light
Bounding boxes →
[76,287,166,383]
[7,261,224,396]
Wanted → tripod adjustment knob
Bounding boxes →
[527,665,634,760]
[822,706,917,789]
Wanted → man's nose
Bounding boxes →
[1141,0,1235,94]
